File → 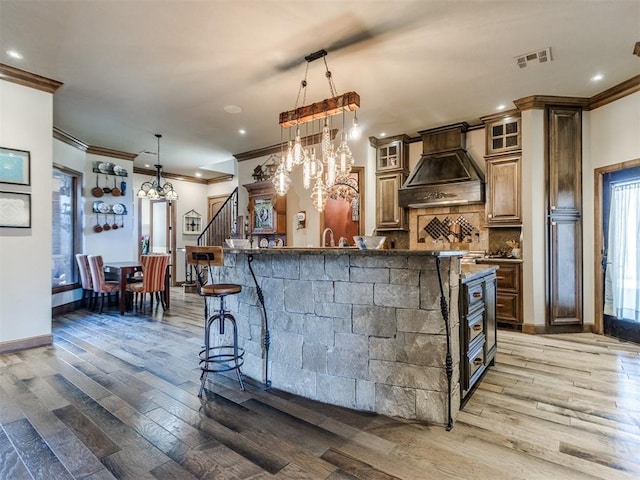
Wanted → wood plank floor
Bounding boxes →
[1,289,639,479]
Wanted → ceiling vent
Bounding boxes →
[515,47,553,68]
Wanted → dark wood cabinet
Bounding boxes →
[375,172,407,230]
[244,181,287,245]
[483,113,521,156]
[370,135,410,231]
[460,269,497,400]
[546,106,583,328]
[486,154,521,226]
[479,260,523,326]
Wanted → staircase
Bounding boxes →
[197,187,239,246]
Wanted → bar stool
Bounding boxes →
[185,245,245,397]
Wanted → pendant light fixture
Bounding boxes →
[136,134,178,200]
[272,49,361,212]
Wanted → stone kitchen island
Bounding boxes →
[214,247,465,427]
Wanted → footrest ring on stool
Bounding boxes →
[199,345,245,374]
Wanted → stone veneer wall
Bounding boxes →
[213,250,461,425]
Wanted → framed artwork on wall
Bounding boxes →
[0,191,31,228]
[0,147,30,186]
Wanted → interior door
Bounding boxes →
[321,167,364,246]
[601,166,640,344]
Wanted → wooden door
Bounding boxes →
[546,106,583,328]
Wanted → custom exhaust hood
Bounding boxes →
[399,123,485,208]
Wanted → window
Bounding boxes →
[52,165,81,291]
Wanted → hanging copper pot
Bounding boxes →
[102,213,111,231]
[91,175,103,197]
[93,214,103,233]
[111,178,121,196]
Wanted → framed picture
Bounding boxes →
[253,197,274,232]
[0,147,31,186]
[0,191,31,228]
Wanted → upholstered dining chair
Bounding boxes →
[75,254,94,309]
[87,255,121,313]
[126,254,170,311]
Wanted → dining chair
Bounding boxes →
[75,254,94,309]
[126,254,170,311]
[87,255,121,313]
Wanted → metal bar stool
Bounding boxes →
[186,245,245,397]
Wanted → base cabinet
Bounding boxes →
[478,260,522,326]
[460,270,497,400]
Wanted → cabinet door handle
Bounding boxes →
[496,303,504,307]
[496,276,505,280]
[473,358,483,366]
[473,292,482,298]
[472,324,482,332]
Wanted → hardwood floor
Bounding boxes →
[1,288,639,479]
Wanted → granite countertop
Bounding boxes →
[224,247,468,257]
[460,263,499,283]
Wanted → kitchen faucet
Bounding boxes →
[322,227,335,247]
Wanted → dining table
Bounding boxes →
[103,260,171,315]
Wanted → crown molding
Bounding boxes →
[513,95,590,111]
[0,63,63,93]
[133,166,211,185]
[588,74,640,110]
[207,174,234,184]
[234,129,339,162]
[86,146,137,161]
[479,109,520,124]
[368,134,412,148]
[53,127,88,151]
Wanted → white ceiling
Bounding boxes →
[1,1,639,179]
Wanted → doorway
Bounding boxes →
[321,167,364,246]
[138,198,178,286]
[596,161,640,343]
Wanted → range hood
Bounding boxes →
[399,123,485,208]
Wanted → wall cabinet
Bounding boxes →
[483,114,521,155]
[460,269,497,400]
[375,172,407,230]
[244,181,287,246]
[485,154,521,226]
[370,134,410,231]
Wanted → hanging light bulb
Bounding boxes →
[285,140,294,172]
[325,148,337,188]
[293,128,304,166]
[311,178,327,212]
[272,160,291,196]
[321,118,331,156]
[349,112,361,140]
[335,136,353,178]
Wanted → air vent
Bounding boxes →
[515,47,553,68]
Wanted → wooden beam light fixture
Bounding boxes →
[272,49,362,212]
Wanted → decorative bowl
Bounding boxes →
[225,238,251,249]
[353,235,387,250]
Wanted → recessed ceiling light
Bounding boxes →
[380,132,387,137]
[496,104,506,111]
[591,73,604,82]
[6,50,23,59]
[239,129,246,135]
[224,105,242,114]
[144,164,150,168]
[195,172,202,178]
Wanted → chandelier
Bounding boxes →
[136,134,178,200]
[272,49,361,212]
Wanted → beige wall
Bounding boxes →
[0,81,54,345]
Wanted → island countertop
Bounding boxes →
[224,247,467,257]
[214,248,463,426]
